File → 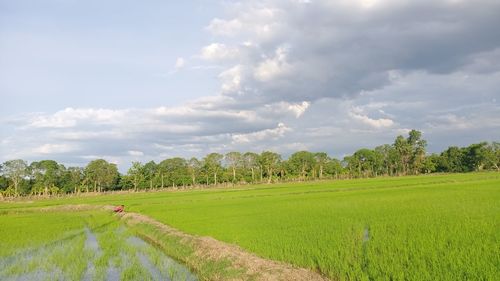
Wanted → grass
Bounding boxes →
[1,172,499,280]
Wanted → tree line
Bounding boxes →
[1,130,498,197]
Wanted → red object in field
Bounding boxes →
[114,205,124,213]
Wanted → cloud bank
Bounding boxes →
[1,0,499,170]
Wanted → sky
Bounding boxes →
[1,0,500,171]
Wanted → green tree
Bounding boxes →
[225,152,242,183]
[351,148,377,177]
[422,154,439,174]
[325,158,343,179]
[1,159,28,196]
[484,142,500,171]
[84,159,118,192]
[394,135,412,175]
[204,153,224,185]
[30,160,63,196]
[288,151,315,180]
[439,146,466,172]
[464,142,489,171]
[143,161,158,189]
[66,167,84,193]
[242,152,260,182]
[162,158,189,187]
[314,152,329,179]
[187,157,201,186]
[260,151,281,183]
[127,161,144,191]
[407,130,427,174]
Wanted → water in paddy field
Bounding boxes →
[125,235,197,281]
[363,227,370,243]
[82,227,101,281]
[0,226,197,281]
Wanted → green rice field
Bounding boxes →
[0,210,196,281]
[1,172,499,280]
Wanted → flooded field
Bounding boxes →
[0,210,196,281]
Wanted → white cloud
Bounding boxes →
[33,143,78,154]
[219,65,244,94]
[232,122,291,143]
[26,107,126,129]
[206,18,243,36]
[349,111,394,128]
[128,150,144,156]
[254,46,293,82]
[175,57,185,70]
[200,43,240,61]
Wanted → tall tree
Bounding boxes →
[351,148,377,177]
[203,153,223,185]
[422,154,439,174]
[260,151,281,183]
[242,152,260,182]
[187,157,201,186]
[325,158,343,179]
[394,135,412,175]
[67,167,84,193]
[85,159,118,192]
[127,161,144,191]
[485,142,500,171]
[162,158,188,187]
[143,161,158,189]
[225,152,242,183]
[464,142,489,171]
[439,146,466,172]
[314,152,329,179]
[30,160,63,196]
[288,151,315,180]
[1,159,28,196]
[407,130,427,174]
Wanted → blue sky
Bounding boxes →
[0,0,220,113]
[1,0,500,171]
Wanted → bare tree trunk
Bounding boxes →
[161,174,164,188]
[14,180,18,197]
[251,168,255,182]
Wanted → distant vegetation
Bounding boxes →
[0,130,498,197]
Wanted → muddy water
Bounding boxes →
[1,225,196,281]
[107,265,120,281]
[363,227,370,242]
[81,227,197,281]
[127,236,197,281]
[82,227,100,281]
[84,227,100,251]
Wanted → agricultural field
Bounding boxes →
[0,209,196,281]
[1,172,499,280]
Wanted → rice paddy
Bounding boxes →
[0,210,196,281]
[1,172,499,280]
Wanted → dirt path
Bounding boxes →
[118,211,329,281]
